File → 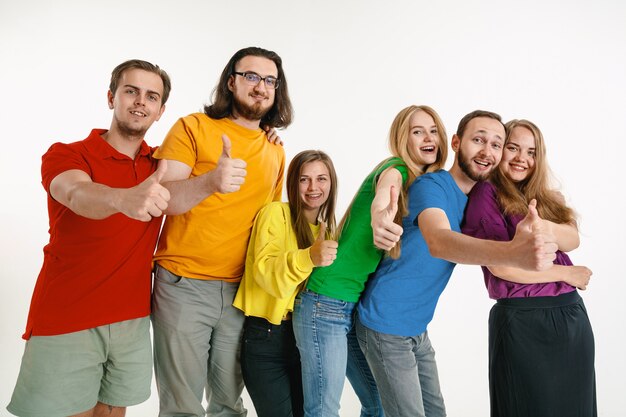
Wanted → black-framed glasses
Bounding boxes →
[233,71,280,89]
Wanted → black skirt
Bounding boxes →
[489,291,597,417]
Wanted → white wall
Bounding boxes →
[1,1,624,416]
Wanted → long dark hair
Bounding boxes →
[286,150,338,249]
[204,46,293,128]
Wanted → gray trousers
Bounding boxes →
[355,316,446,417]
[152,264,247,417]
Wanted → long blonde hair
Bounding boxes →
[491,119,576,224]
[338,105,448,258]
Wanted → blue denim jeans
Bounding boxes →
[355,315,446,417]
[293,289,384,417]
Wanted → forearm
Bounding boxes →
[426,229,515,266]
[61,182,122,219]
[161,173,217,215]
[546,221,579,252]
[488,264,567,284]
[255,249,314,299]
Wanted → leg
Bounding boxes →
[413,332,446,417]
[285,322,305,417]
[205,281,246,417]
[356,317,426,417]
[346,323,384,417]
[152,265,216,417]
[293,290,354,417]
[489,295,596,417]
[70,403,126,417]
[241,317,298,417]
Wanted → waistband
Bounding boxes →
[245,315,292,330]
[496,290,580,308]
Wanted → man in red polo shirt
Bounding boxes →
[8,59,171,417]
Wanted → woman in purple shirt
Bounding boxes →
[462,119,596,417]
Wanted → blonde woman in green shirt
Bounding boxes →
[234,150,339,417]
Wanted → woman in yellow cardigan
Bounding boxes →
[233,150,338,417]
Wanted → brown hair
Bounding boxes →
[109,59,171,104]
[491,119,576,224]
[456,109,502,138]
[204,46,293,128]
[286,150,338,249]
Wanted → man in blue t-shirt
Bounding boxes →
[356,110,559,417]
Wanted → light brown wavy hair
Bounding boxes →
[286,150,338,249]
[490,119,576,225]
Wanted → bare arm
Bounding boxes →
[371,167,403,250]
[49,161,170,221]
[542,220,580,252]
[488,264,592,290]
[420,200,558,271]
[160,134,247,215]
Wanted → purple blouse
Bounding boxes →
[462,181,575,300]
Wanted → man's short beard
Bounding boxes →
[458,148,491,182]
[232,95,270,122]
[115,118,148,140]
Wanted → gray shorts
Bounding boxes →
[7,316,152,417]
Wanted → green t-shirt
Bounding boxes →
[306,157,409,302]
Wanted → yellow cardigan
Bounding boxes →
[233,202,318,324]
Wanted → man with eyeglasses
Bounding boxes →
[151,46,293,417]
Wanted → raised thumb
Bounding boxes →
[221,134,232,158]
[151,159,168,183]
[316,221,327,241]
[388,185,399,214]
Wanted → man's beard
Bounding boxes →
[115,117,148,140]
[232,94,271,121]
[458,148,491,182]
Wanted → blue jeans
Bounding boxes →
[292,289,384,417]
[355,315,446,417]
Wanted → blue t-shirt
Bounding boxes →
[357,170,467,337]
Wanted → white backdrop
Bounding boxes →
[1,1,624,416]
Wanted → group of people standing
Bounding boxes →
[7,45,596,417]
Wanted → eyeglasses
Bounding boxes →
[233,71,280,89]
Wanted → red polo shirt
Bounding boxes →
[23,129,162,339]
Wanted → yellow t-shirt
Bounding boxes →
[233,202,318,324]
[153,114,285,281]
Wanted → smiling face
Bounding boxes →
[228,55,278,123]
[299,160,331,223]
[453,116,505,182]
[107,68,165,138]
[408,110,439,170]
[501,126,536,182]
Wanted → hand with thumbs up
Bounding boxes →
[116,159,171,221]
[309,222,338,267]
[509,199,559,271]
[208,134,248,194]
[372,185,403,251]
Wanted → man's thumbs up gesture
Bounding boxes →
[210,134,247,194]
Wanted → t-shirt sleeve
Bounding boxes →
[273,149,286,202]
[461,181,509,242]
[411,174,448,222]
[41,142,91,192]
[152,116,199,167]
[373,157,410,186]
